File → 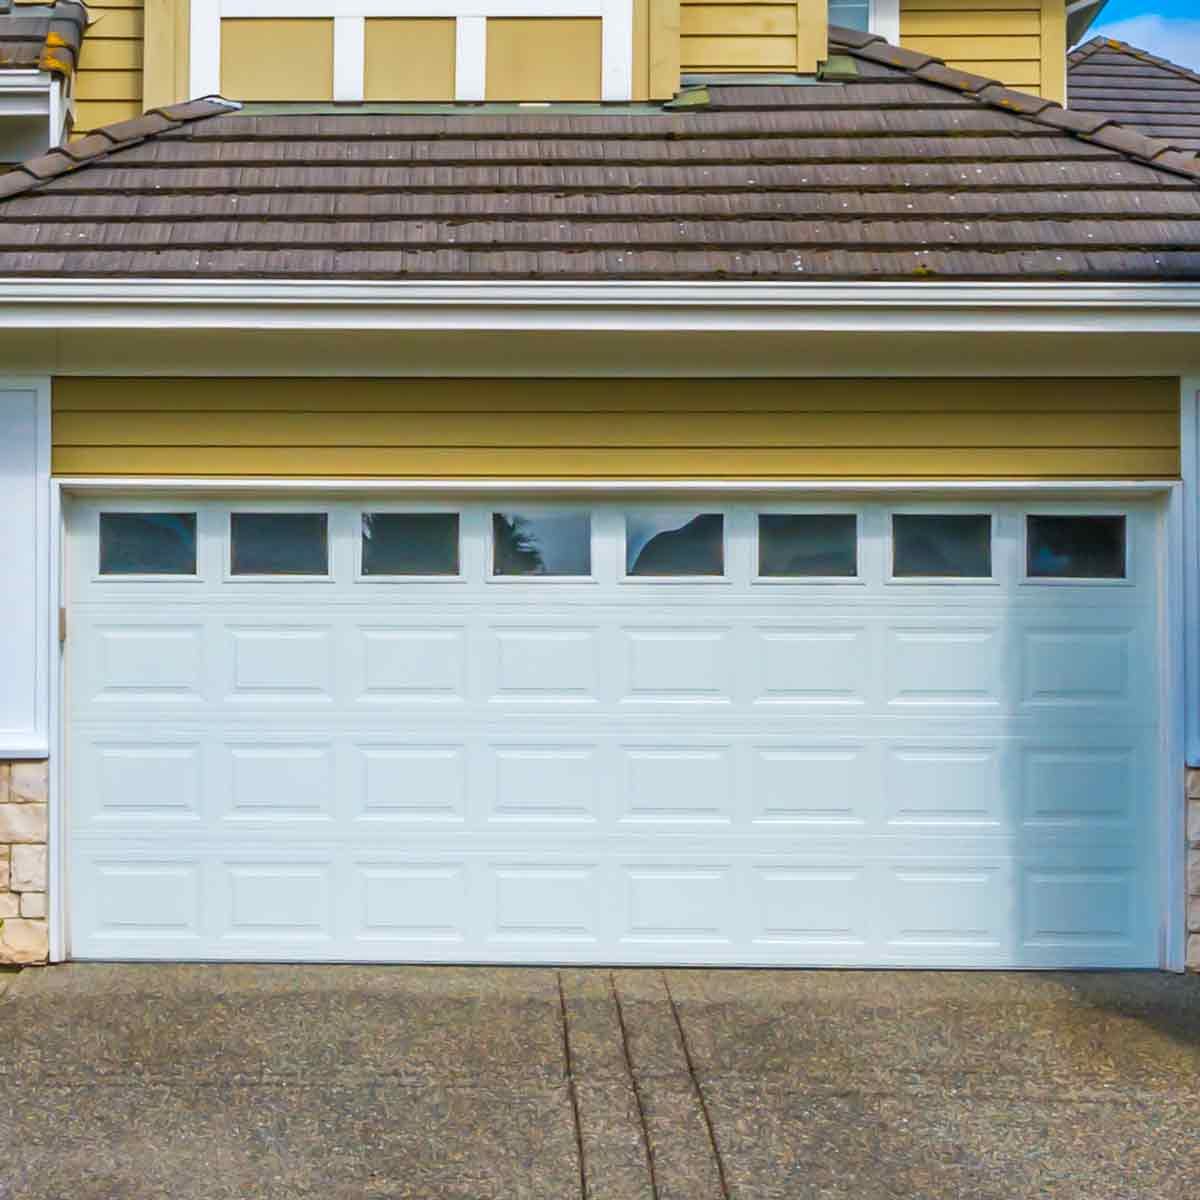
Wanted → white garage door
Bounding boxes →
[65,495,1163,966]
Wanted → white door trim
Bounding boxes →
[49,476,1186,968]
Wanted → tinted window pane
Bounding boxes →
[363,513,459,576]
[759,513,857,577]
[626,512,724,576]
[893,514,991,578]
[1027,515,1126,579]
[493,511,591,576]
[99,512,196,575]
[231,513,328,575]
[828,0,870,31]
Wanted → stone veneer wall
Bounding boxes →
[1190,769,1200,972]
[0,761,48,965]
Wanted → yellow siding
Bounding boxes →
[364,19,456,101]
[51,378,1180,480]
[680,0,825,74]
[485,18,603,100]
[220,18,333,102]
[142,0,190,110]
[901,0,1067,101]
[73,0,144,136]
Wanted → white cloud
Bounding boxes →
[1084,14,1200,72]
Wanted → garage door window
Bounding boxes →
[362,512,460,576]
[758,513,858,578]
[1026,515,1126,580]
[99,512,197,576]
[625,511,724,576]
[492,510,592,576]
[892,513,992,579]
[230,512,329,576]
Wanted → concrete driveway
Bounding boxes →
[1,967,1198,1199]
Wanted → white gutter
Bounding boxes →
[3,279,1200,333]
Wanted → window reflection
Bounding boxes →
[893,514,991,578]
[231,513,328,575]
[493,511,591,576]
[363,513,459,576]
[1027,515,1125,579]
[759,514,857,577]
[626,512,724,576]
[99,512,197,575]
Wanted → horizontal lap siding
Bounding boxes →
[901,0,1043,95]
[51,377,1180,479]
[73,0,144,136]
[680,0,798,72]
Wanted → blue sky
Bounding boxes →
[1085,1,1200,70]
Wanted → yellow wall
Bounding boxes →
[51,378,1179,479]
[364,18,456,101]
[680,0,825,74]
[220,18,334,101]
[900,0,1067,101]
[485,18,603,100]
[73,0,144,135]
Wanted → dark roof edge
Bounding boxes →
[1068,34,1200,91]
[0,97,241,201]
[829,26,1200,184]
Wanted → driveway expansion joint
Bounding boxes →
[610,971,661,1200]
[556,971,588,1200]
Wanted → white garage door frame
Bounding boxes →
[45,476,1189,969]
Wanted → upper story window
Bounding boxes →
[829,0,871,31]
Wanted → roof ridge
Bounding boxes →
[1066,34,1200,91]
[828,24,1200,185]
[0,96,241,202]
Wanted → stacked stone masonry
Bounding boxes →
[1189,768,1200,972]
[0,761,49,966]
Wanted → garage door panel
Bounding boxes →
[66,496,1163,966]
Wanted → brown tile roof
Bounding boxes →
[1069,37,1200,156]
[0,29,1199,281]
[0,0,87,77]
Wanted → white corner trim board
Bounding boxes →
[5,281,1200,334]
[0,378,50,758]
[189,0,634,101]
[1181,379,1200,766]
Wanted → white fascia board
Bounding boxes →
[4,280,1200,334]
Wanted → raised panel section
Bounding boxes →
[227,744,334,820]
[1022,870,1133,947]
[229,628,333,699]
[1022,748,1134,827]
[624,628,731,701]
[624,867,731,942]
[492,746,598,822]
[884,866,1004,950]
[359,627,466,702]
[755,627,868,705]
[493,865,597,941]
[492,628,598,700]
[752,865,868,946]
[95,626,203,700]
[1022,629,1131,706]
[750,745,869,825]
[226,865,331,939]
[359,746,466,822]
[622,747,733,823]
[93,743,202,821]
[93,863,201,936]
[220,18,333,101]
[358,864,466,941]
[885,746,1001,827]
[887,626,1001,708]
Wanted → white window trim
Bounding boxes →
[191,0,634,102]
[870,0,899,45]
[0,70,70,153]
